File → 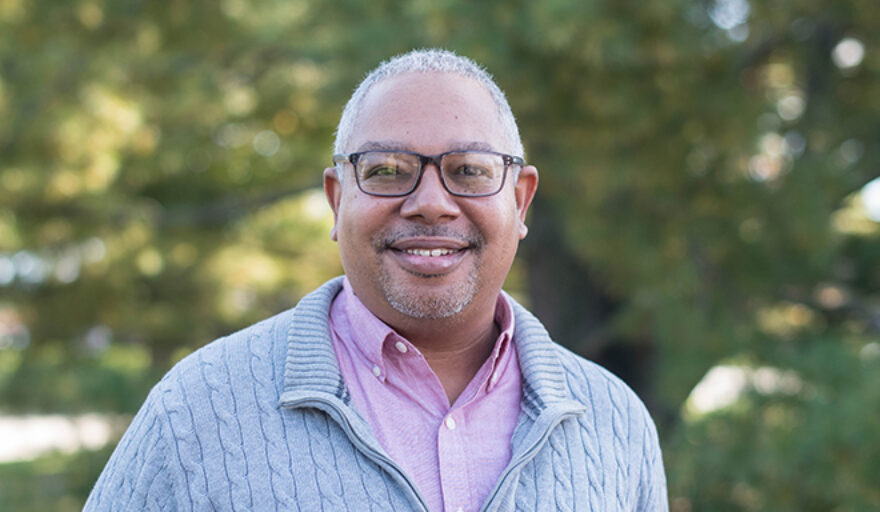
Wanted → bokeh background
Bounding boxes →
[2,0,879,510]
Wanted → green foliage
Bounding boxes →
[0,446,113,512]
[667,337,880,511]
[0,344,159,413]
[1,0,878,509]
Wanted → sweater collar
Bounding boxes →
[280,277,575,416]
[281,276,351,404]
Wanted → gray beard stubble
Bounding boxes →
[374,226,484,320]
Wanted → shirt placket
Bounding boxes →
[437,406,472,512]
[435,335,509,512]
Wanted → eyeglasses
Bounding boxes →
[332,150,524,197]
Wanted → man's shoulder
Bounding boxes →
[509,298,652,421]
[155,278,342,396]
[543,341,661,451]
[156,308,294,395]
[553,343,639,403]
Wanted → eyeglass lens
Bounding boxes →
[355,151,506,196]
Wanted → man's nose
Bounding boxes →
[399,164,461,223]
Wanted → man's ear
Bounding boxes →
[323,167,342,242]
[513,165,539,240]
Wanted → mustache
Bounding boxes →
[373,225,485,251]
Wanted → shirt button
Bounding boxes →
[445,416,456,430]
[394,341,408,353]
[456,508,464,512]
[491,371,500,384]
[372,365,381,377]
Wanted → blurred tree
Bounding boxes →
[0,0,878,509]
[1,0,345,412]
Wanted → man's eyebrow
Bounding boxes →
[355,140,497,153]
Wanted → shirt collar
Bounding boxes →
[281,277,584,422]
[485,291,515,392]
[338,277,398,375]
[338,277,516,386]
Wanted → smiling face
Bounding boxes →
[325,72,537,327]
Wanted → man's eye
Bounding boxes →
[451,165,489,178]
[365,166,400,178]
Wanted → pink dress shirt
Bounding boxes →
[329,278,522,512]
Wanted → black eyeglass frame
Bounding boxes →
[332,149,525,198]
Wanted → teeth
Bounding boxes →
[405,248,457,257]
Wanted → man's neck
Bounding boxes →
[392,304,500,405]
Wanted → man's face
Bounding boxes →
[324,72,537,324]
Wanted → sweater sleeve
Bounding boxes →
[84,382,177,511]
[636,407,669,511]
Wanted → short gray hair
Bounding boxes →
[333,49,524,159]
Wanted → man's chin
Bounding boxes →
[379,274,478,320]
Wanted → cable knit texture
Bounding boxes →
[86,277,668,511]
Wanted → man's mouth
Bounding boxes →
[376,225,484,255]
[372,226,484,276]
[381,236,472,276]
[401,248,463,257]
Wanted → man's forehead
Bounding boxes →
[347,73,509,155]
[361,72,494,112]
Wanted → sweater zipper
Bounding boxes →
[479,408,584,512]
[282,396,431,512]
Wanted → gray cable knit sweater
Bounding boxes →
[85,277,668,511]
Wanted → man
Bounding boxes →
[86,49,668,511]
